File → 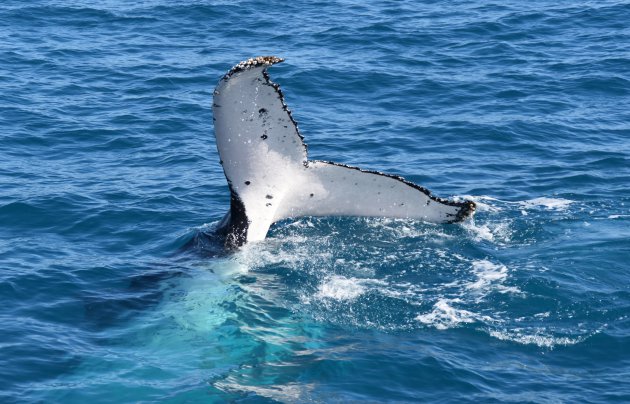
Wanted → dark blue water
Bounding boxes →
[2,1,629,402]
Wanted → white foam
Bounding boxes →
[467,260,508,290]
[464,221,495,242]
[315,275,367,301]
[215,382,314,403]
[520,197,573,210]
[462,220,512,244]
[488,329,585,348]
[366,217,453,240]
[416,298,491,330]
[236,236,333,270]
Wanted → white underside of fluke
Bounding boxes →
[212,56,475,246]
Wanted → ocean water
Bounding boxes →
[1,0,629,402]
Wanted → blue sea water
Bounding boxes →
[1,0,629,401]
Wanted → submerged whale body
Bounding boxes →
[212,56,475,248]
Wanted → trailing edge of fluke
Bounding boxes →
[212,56,475,248]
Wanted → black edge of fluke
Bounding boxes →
[216,55,308,159]
[222,56,285,80]
[311,160,476,222]
[454,200,476,222]
[261,65,308,159]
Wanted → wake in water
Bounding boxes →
[166,194,612,350]
[33,192,627,401]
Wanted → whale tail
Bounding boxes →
[212,57,475,248]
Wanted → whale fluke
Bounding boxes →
[212,56,475,248]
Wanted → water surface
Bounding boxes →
[1,0,629,402]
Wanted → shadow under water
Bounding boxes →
[26,193,630,402]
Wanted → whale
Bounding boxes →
[212,56,476,248]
